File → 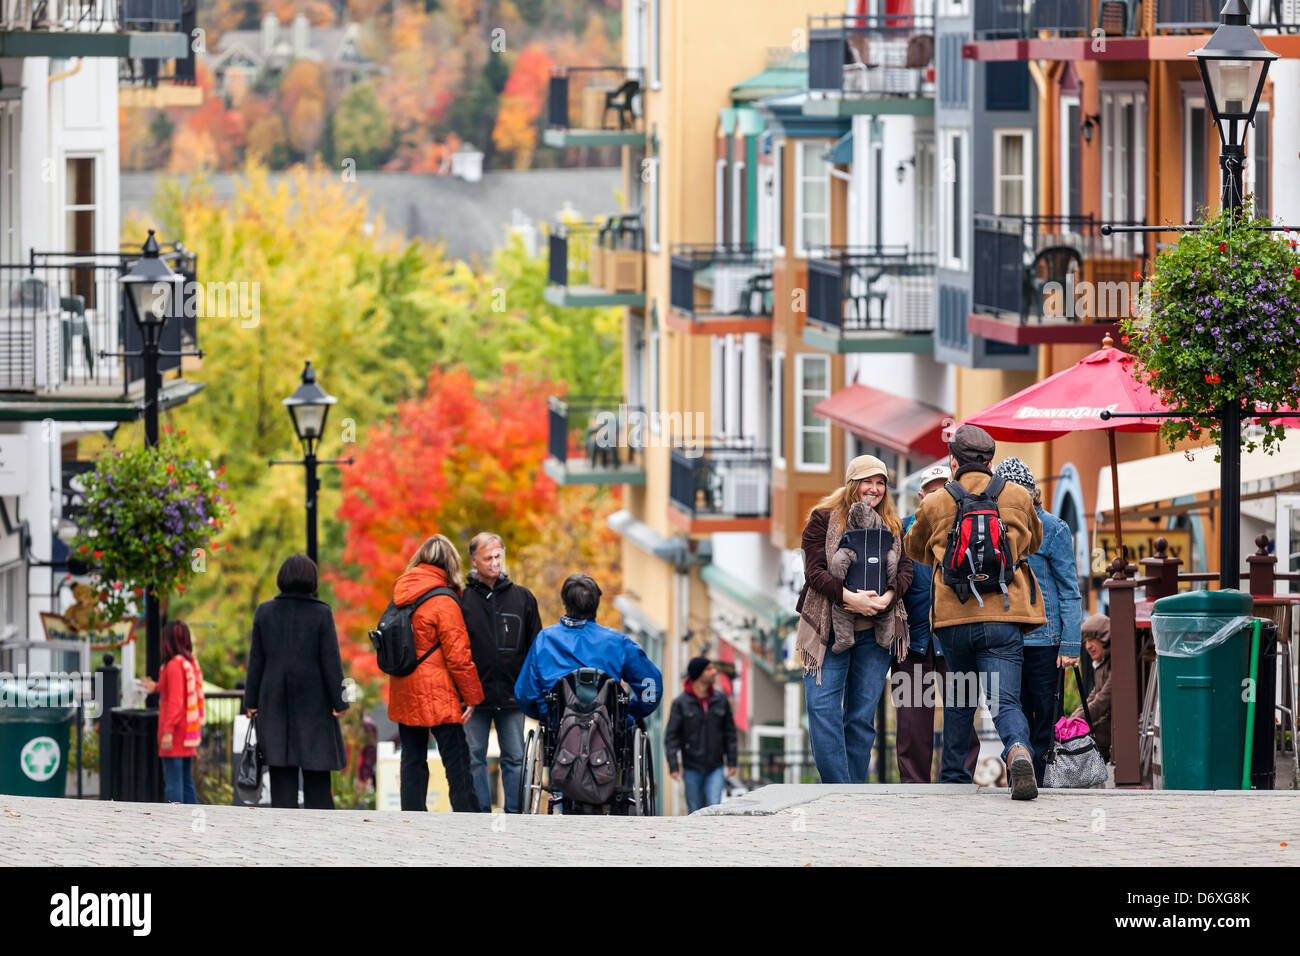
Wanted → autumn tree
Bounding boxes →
[491,43,552,169]
[333,80,394,169]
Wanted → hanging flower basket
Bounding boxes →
[1121,205,1300,455]
[69,430,231,629]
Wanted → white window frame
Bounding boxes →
[732,158,746,247]
[938,128,968,270]
[647,154,660,253]
[914,135,936,256]
[710,336,725,440]
[648,0,660,91]
[0,561,26,642]
[1247,101,1270,218]
[993,129,1032,217]
[1182,88,1208,224]
[757,161,775,256]
[772,349,786,470]
[773,140,786,256]
[795,352,831,473]
[63,152,101,255]
[1,101,19,263]
[626,0,645,75]
[1059,94,1080,219]
[1100,84,1147,251]
[794,140,830,258]
[715,157,727,246]
[648,309,660,434]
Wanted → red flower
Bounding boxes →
[1160,334,1169,342]
[176,584,186,592]
[134,588,144,596]
[1206,373,1221,385]
[218,465,225,475]
[1219,243,1228,253]
[79,545,89,553]
[1132,271,1140,280]
[1293,265,1300,280]
[166,464,174,473]
[92,550,103,559]
[1121,334,1130,345]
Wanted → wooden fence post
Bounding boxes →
[1103,556,1143,787]
[1247,534,1276,596]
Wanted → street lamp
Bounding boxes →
[1190,0,1277,587]
[270,361,352,567]
[102,229,202,701]
[1191,0,1277,216]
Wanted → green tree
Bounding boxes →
[333,81,394,170]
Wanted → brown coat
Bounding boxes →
[386,563,485,727]
[903,468,1046,633]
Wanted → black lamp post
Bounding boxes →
[270,361,352,567]
[1191,0,1277,589]
[102,229,201,699]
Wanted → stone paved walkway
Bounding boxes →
[1,786,1295,866]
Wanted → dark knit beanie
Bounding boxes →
[687,656,711,681]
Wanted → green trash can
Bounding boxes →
[1150,589,1255,790]
[0,677,78,798]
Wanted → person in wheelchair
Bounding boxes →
[514,574,662,723]
[514,574,663,814]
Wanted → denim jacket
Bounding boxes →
[1024,507,1083,656]
[900,515,941,657]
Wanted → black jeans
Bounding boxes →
[269,766,335,810]
[398,722,481,812]
[1020,645,1065,786]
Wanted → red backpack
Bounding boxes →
[940,475,1036,611]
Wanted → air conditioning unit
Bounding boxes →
[722,465,769,517]
[0,310,60,392]
[711,262,761,315]
[6,0,64,30]
[885,275,936,332]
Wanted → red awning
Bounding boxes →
[814,384,950,462]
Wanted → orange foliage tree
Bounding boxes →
[326,366,623,693]
[491,43,553,169]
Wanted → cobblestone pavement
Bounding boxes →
[1,786,1296,866]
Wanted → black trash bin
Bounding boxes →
[104,708,163,803]
[1250,620,1278,790]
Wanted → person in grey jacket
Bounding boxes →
[993,458,1082,786]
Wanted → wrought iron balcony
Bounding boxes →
[0,244,197,398]
[669,443,772,529]
[972,0,1299,39]
[544,395,647,486]
[1155,0,1300,32]
[969,213,1151,345]
[668,245,773,334]
[543,66,645,148]
[118,0,200,107]
[544,221,644,308]
[1,0,189,58]
[807,13,936,99]
[804,246,936,353]
[974,0,1095,38]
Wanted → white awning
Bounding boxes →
[1096,441,1300,515]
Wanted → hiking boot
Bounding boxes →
[1006,744,1038,801]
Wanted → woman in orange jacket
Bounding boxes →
[141,620,205,804]
[389,534,485,811]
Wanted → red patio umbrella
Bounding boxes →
[958,334,1172,561]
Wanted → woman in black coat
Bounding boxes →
[244,554,349,809]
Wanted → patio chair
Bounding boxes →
[1024,245,1082,322]
[60,294,94,379]
[1097,0,1138,35]
[736,272,773,317]
[603,79,640,131]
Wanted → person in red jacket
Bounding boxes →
[388,534,485,812]
[141,620,205,804]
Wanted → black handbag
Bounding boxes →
[838,528,894,594]
[235,715,266,803]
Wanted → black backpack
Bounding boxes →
[941,476,1036,611]
[368,586,460,677]
[550,673,618,805]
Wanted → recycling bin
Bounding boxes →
[0,676,78,798]
[1151,590,1255,790]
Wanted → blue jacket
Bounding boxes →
[514,618,663,721]
[901,515,941,657]
[1024,507,1083,655]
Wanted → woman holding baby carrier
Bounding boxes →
[795,455,912,784]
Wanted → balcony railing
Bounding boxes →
[806,246,937,333]
[546,222,597,290]
[670,245,773,319]
[0,244,197,395]
[975,0,1093,37]
[547,66,643,131]
[670,444,772,520]
[971,213,1151,324]
[548,395,644,471]
[808,13,936,97]
[1,0,182,33]
[591,214,645,294]
[1156,0,1300,32]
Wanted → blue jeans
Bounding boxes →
[161,756,196,804]
[803,632,893,784]
[1021,645,1065,786]
[464,707,526,813]
[682,765,725,813]
[932,620,1033,783]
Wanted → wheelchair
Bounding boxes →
[519,668,656,815]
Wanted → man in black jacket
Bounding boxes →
[665,657,738,813]
[461,532,542,813]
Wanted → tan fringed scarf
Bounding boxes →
[797,502,909,684]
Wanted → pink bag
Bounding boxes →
[1054,716,1091,742]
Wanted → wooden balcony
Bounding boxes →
[543,222,645,309]
[668,444,772,535]
[543,396,647,486]
[667,245,773,336]
[966,214,1151,347]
